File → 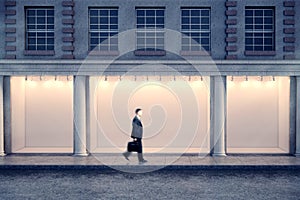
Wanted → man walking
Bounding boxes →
[123,108,147,164]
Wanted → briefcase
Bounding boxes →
[127,140,140,152]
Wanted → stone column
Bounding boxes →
[295,76,300,157]
[211,76,227,156]
[4,76,11,154]
[73,76,88,156]
[290,76,296,155]
[0,76,5,156]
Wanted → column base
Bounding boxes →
[73,152,89,157]
[212,153,227,157]
[294,153,300,157]
[0,152,6,157]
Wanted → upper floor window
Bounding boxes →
[181,8,210,52]
[136,8,165,54]
[245,7,275,52]
[89,8,118,51]
[25,7,54,51]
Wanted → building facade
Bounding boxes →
[0,0,299,156]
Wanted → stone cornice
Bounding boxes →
[0,59,299,76]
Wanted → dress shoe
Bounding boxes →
[139,159,148,164]
[122,152,130,160]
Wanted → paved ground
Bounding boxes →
[1,154,300,168]
[0,155,299,199]
[0,169,299,199]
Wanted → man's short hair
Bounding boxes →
[135,108,142,114]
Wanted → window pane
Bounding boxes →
[182,10,189,16]
[180,8,211,51]
[146,10,155,16]
[90,10,98,16]
[47,10,54,16]
[47,45,54,50]
[37,10,45,16]
[100,17,108,24]
[245,7,275,52]
[201,17,209,24]
[27,10,35,16]
[110,10,118,16]
[37,45,46,50]
[191,10,200,16]
[137,10,144,16]
[136,8,165,51]
[255,10,263,16]
[245,10,253,16]
[201,10,209,16]
[110,17,118,24]
[25,8,55,51]
[47,38,54,44]
[47,17,54,24]
[191,17,200,24]
[88,8,119,51]
[100,10,108,16]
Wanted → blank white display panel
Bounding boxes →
[89,77,210,154]
[11,77,73,153]
[227,77,290,153]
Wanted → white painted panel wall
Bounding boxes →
[11,77,73,153]
[227,77,290,153]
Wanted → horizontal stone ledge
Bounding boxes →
[284,28,295,34]
[284,10,295,16]
[5,10,16,15]
[2,69,300,77]
[134,50,166,56]
[225,10,237,16]
[62,28,75,33]
[5,36,16,42]
[284,54,295,60]
[3,59,300,65]
[180,51,210,56]
[284,19,295,25]
[284,46,295,52]
[244,51,276,56]
[62,10,75,16]
[226,37,237,43]
[62,1,75,7]
[226,19,237,25]
[284,1,295,7]
[225,1,237,7]
[63,37,75,42]
[226,46,237,51]
[5,46,16,51]
[88,50,120,56]
[23,50,55,56]
[283,37,295,43]
[5,18,16,24]
[5,1,16,6]
[62,19,75,25]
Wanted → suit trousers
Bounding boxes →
[135,138,143,153]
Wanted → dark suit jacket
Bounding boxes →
[131,116,143,139]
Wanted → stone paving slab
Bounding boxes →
[0,154,299,170]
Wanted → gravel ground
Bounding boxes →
[0,169,299,200]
